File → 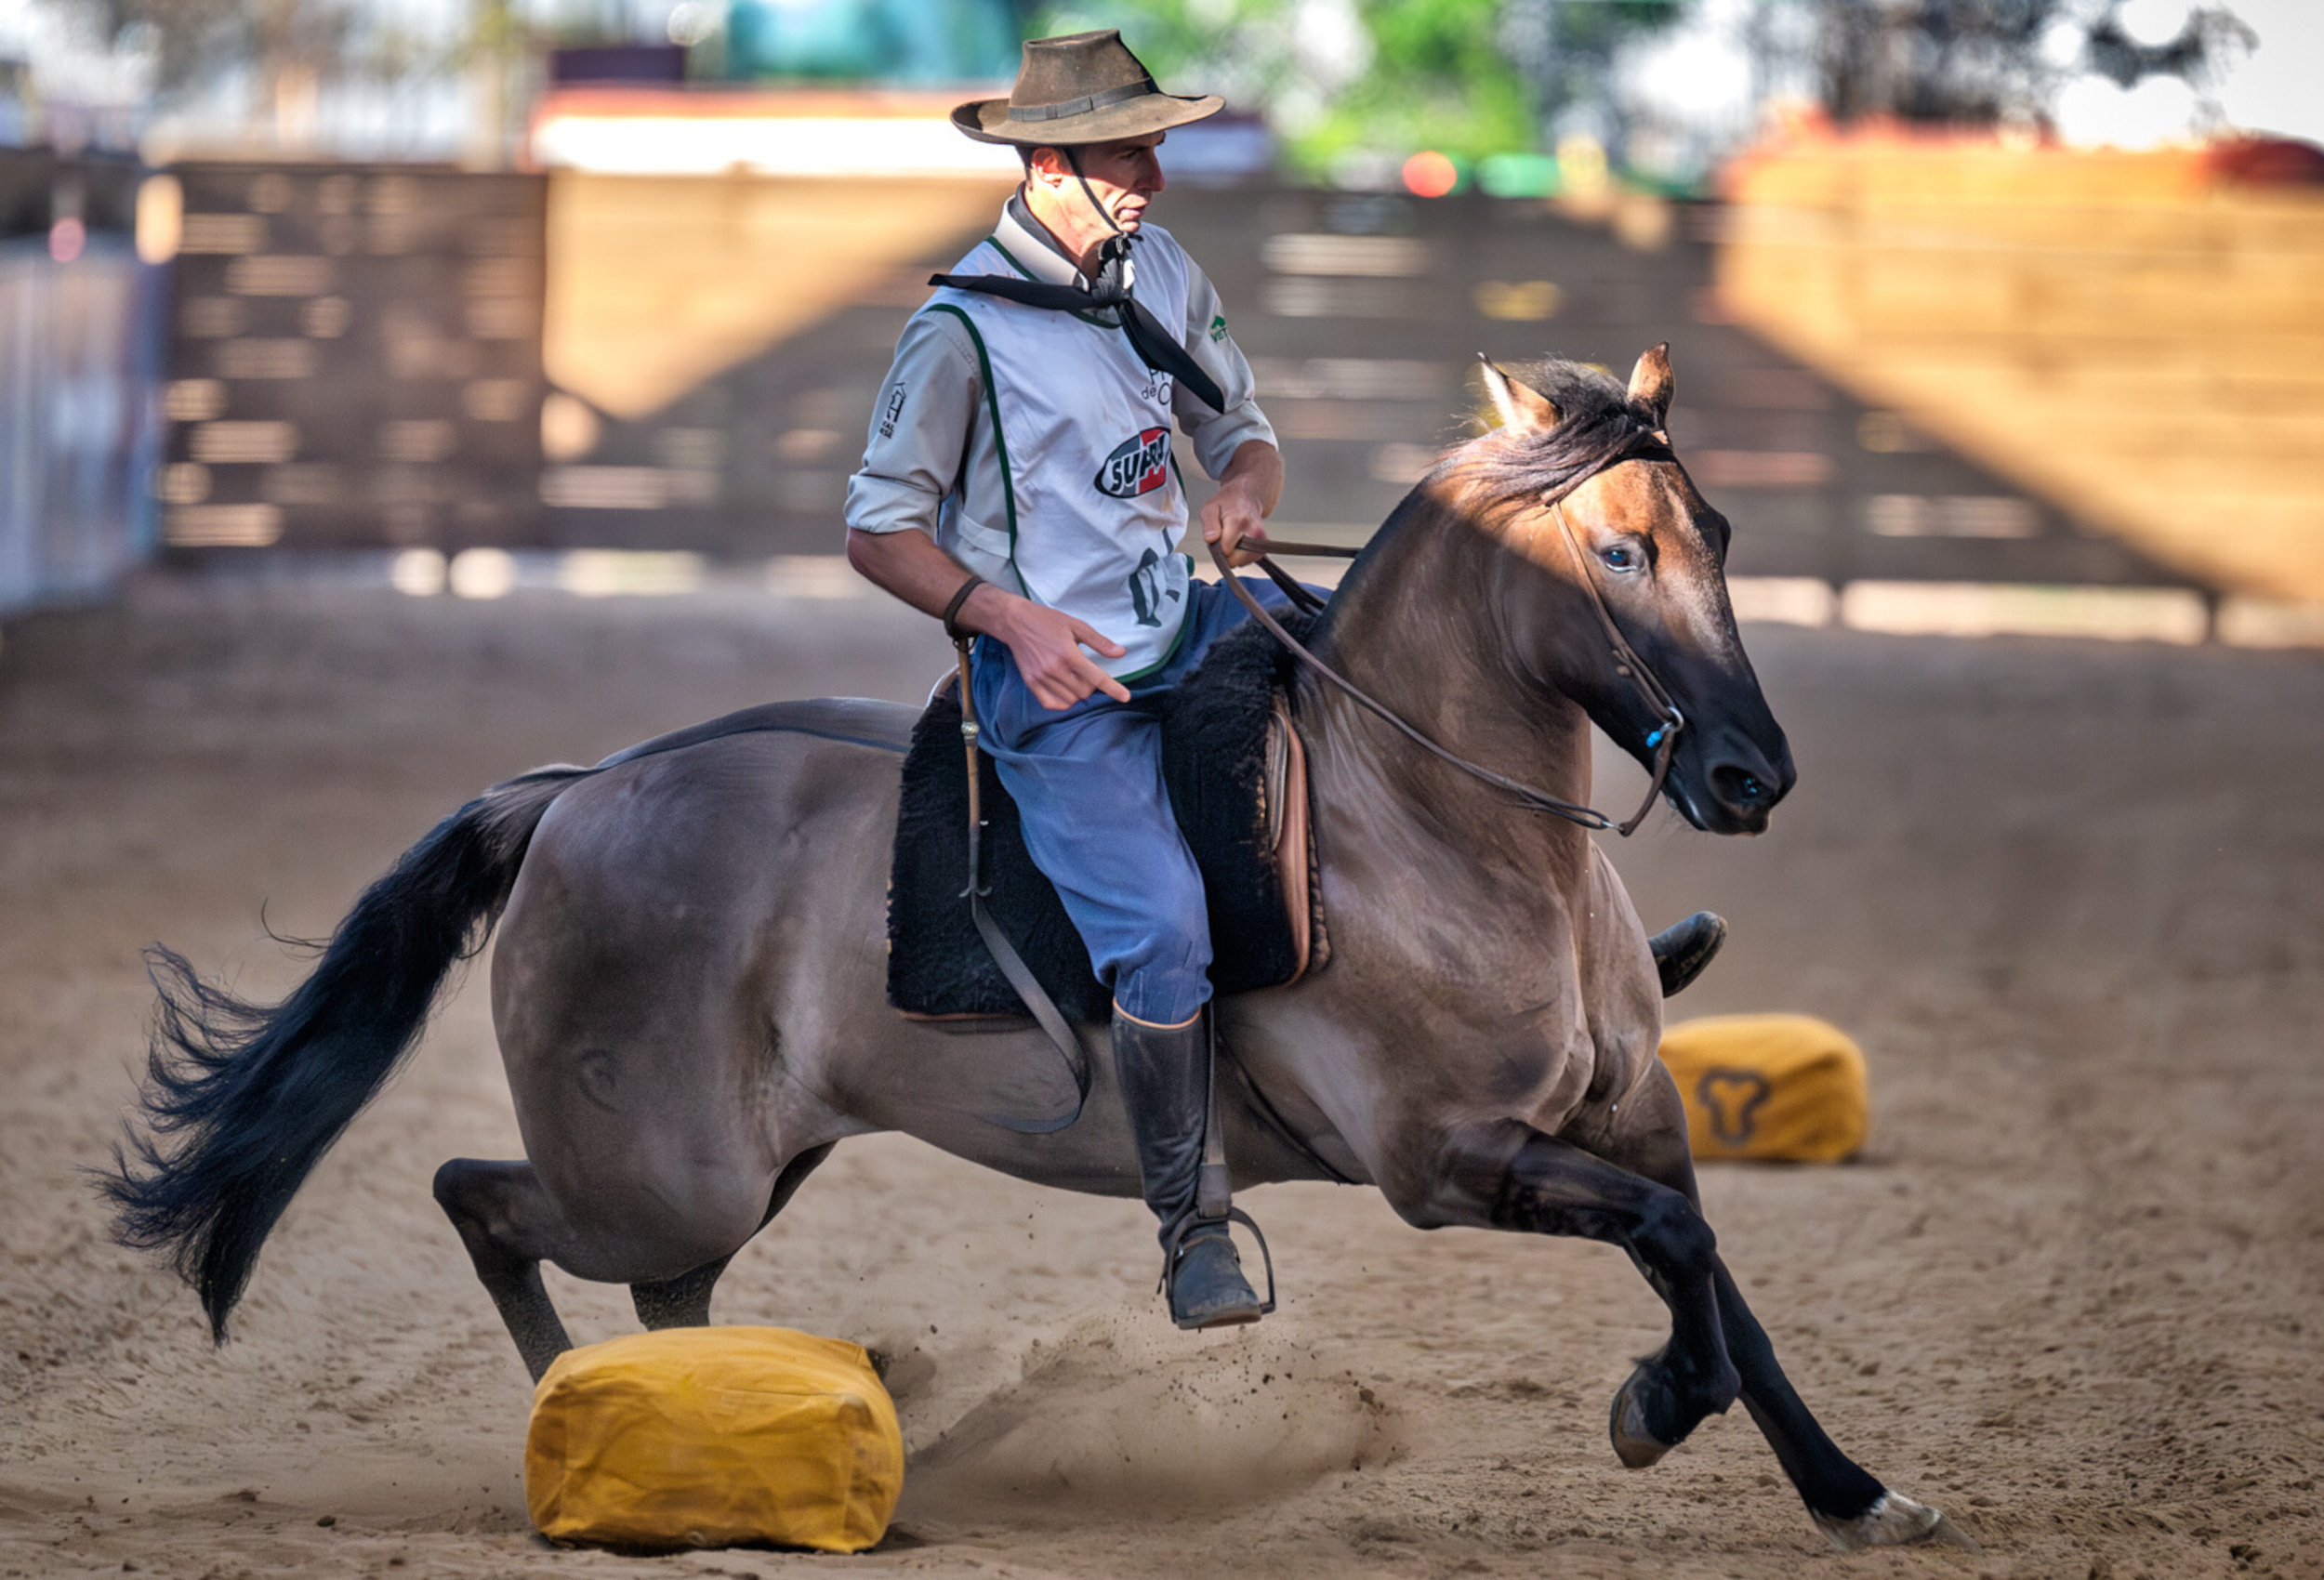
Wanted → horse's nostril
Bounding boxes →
[1710,764,1771,807]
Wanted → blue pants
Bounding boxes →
[971,574,1301,1027]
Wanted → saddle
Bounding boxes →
[887,612,1327,1023]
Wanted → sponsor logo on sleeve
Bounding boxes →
[877,384,906,439]
[1094,427,1172,499]
[1208,313,1228,343]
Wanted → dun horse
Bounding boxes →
[106,349,1968,1551]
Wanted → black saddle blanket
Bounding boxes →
[888,612,1324,1023]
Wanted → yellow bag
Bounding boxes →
[1657,1014,1869,1163]
[526,1326,903,1553]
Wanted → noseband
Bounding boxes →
[1211,433,1688,837]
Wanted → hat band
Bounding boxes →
[1007,77,1159,124]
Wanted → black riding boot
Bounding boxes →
[1648,911,1727,998]
[1111,1007,1264,1330]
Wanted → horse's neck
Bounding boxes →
[1300,493,1595,882]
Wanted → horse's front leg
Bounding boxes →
[1588,1068,1979,1552]
[1433,1118,1741,1455]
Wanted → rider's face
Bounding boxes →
[1033,134,1167,234]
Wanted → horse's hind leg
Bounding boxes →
[627,1142,838,1331]
[631,1256,732,1328]
[433,1158,574,1383]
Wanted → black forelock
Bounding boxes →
[1448,357,1666,505]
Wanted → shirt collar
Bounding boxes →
[997,194,1086,289]
[997,191,1136,295]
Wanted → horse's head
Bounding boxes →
[1451,347,1795,835]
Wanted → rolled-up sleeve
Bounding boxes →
[844,309,981,538]
[1172,256,1275,480]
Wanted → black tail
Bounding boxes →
[99,766,588,1340]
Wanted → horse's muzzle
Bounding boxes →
[1681,734,1794,835]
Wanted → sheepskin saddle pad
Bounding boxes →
[887,612,1327,1023]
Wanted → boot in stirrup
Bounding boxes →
[1648,911,1726,998]
[1111,1006,1265,1330]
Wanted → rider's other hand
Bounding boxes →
[1201,481,1268,569]
[997,600,1131,710]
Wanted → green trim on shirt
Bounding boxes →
[924,301,1027,597]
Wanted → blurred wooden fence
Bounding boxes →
[1715,136,2324,603]
[158,163,547,552]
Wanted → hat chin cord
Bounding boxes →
[1061,148,1134,286]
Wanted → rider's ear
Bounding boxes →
[1627,343,1675,429]
[1476,357,1561,435]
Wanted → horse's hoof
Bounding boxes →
[1812,1491,1982,1553]
[1608,1374,1671,1469]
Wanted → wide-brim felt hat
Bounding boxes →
[953,30,1223,147]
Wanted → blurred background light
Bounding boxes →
[390,547,449,597]
[2053,71,2202,150]
[449,546,517,601]
[2114,0,2199,49]
[1399,150,1459,198]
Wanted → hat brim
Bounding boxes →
[951,91,1224,147]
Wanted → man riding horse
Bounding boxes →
[103,47,1963,1534]
[844,32,1723,1331]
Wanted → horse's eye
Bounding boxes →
[1601,543,1644,573]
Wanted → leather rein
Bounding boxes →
[1209,441,1687,838]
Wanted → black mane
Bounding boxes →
[1451,358,1664,504]
[1299,358,1665,651]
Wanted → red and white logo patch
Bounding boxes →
[1094,427,1171,499]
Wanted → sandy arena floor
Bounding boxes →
[2,577,2319,1580]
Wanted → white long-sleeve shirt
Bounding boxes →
[844,199,1276,678]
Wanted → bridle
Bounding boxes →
[1208,431,1689,838]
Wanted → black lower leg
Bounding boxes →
[1484,1128,1737,1444]
[483,1263,572,1383]
[432,1158,574,1383]
[1715,1264,1885,1519]
[631,1255,732,1329]
[630,1144,836,1331]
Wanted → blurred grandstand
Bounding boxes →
[0,0,2317,640]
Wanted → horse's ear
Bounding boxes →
[1628,343,1675,428]
[1476,356,1561,434]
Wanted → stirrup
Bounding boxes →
[1157,1208,1277,1327]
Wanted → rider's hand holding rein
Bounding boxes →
[1202,438,1284,570]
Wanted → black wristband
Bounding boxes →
[942,573,986,641]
